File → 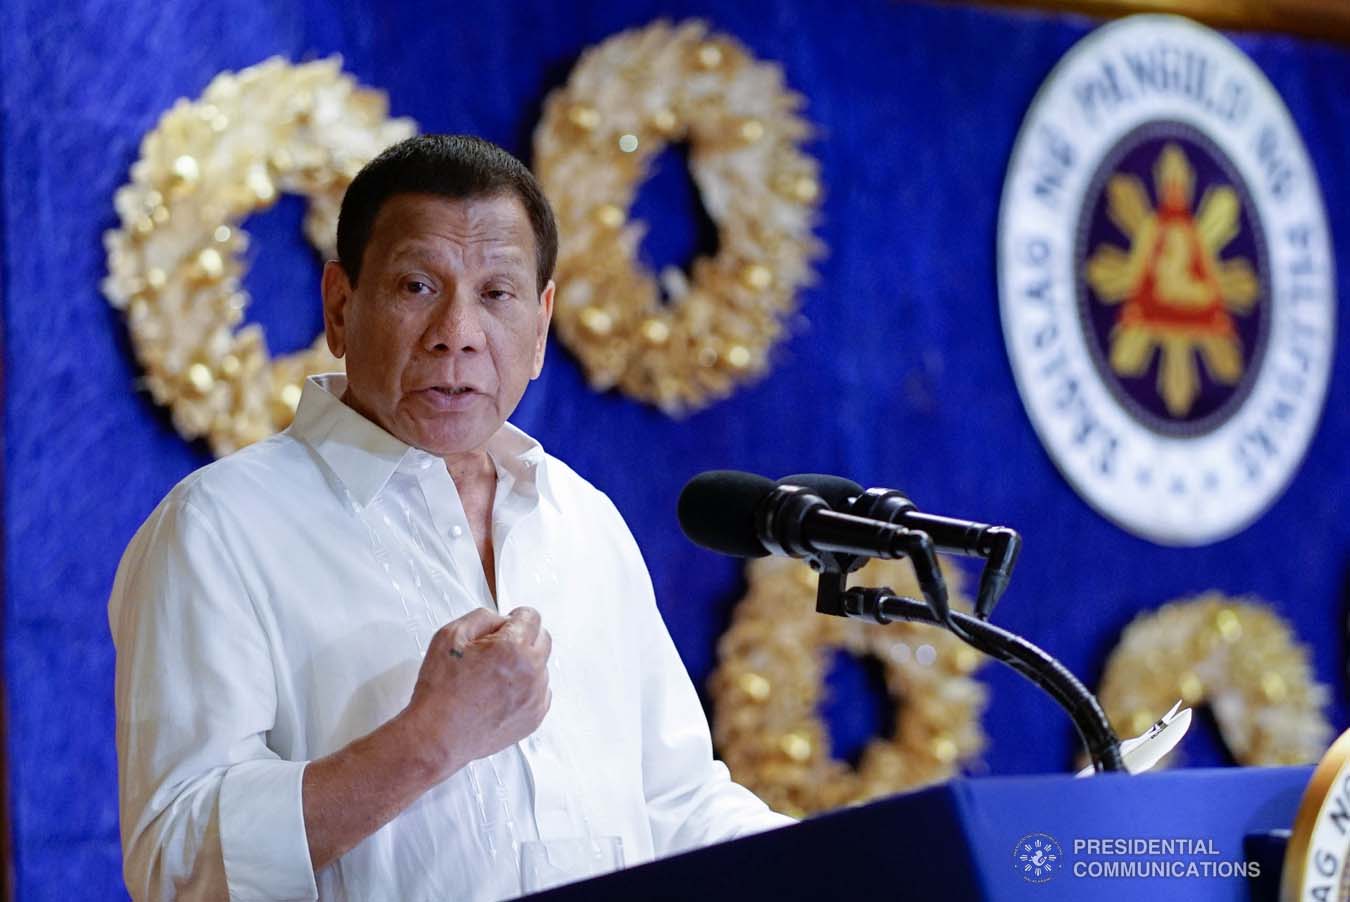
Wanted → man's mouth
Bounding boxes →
[412,385,483,409]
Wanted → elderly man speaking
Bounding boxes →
[109,134,791,902]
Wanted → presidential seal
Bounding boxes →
[1281,729,1350,902]
[998,15,1334,545]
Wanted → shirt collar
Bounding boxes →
[287,374,554,511]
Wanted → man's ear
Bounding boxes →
[532,279,556,378]
[321,261,353,358]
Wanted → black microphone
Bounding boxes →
[677,470,951,622]
[776,473,862,510]
[852,489,1021,619]
[675,470,773,558]
[774,473,952,625]
[678,470,1123,772]
[780,474,1020,620]
[677,470,902,560]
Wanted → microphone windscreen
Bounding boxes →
[677,470,774,558]
[777,473,863,511]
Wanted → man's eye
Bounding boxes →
[403,279,433,295]
[484,288,514,302]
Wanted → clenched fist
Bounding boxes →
[402,607,552,781]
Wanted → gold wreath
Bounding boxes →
[102,57,416,456]
[1097,592,1331,767]
[533,20,824,414]
[710,557,987,817]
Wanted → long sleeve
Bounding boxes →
[618,526,796,855]
[109,497,317,901]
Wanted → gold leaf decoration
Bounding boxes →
[533,20,825,415]
[103,57,417,456]
[1097,591,1331,767]
[710,556,986,817]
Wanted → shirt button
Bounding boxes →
[450,525,464,538]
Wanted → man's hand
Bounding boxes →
[302,607,551,873]
[403,606,552,781]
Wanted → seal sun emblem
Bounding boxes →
[1085,142,1260,419]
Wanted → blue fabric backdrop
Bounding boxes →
[1,1,1347,898]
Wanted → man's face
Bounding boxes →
[321,192,554,457]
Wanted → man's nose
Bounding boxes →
[423,293,486,354]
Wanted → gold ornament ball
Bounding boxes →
[172,155,201,184]
[793,176,820,203]
[279,383,303,412]
[955,647,980,674]
[580,307,614,336]
[247,167,277,203]
[567,103,601,131]
[695,42,724,69]
[640,318,671,346]
[1261,672,1287,703]
[1179,671,1204,703]
[738,672,771,702]
[780,732,813,762]
[594,204,625,229]
[186,363,215,394]
[650,108,679,134]
[738,118,765,144]
[196,248,225,281]
[740,263,773,291]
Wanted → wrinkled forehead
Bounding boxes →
[364,191,536,272]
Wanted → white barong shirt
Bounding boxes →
[109,374,789,901]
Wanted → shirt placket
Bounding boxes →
[495,491,589,841]
[416,462,495,618]
[414,458,548,870]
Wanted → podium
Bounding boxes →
[529,767,1309,901]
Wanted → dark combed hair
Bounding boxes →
[336,134,558,292]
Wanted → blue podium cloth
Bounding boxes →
[531,767,1310,901]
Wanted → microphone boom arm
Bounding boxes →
[834,583,1125,773]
